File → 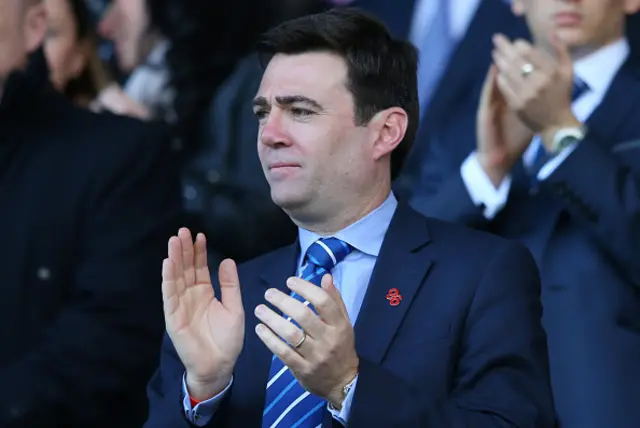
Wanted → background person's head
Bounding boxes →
[44,0,111,102]
[0,0,47,95]
[254,8,418,232]
[512,0,640,57]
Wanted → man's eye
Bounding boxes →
[254,110,268,120]
[291,108,314,117]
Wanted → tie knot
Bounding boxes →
[305,238,352,271]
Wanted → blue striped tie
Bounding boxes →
[528,78,589,184]
[261,238,352,428]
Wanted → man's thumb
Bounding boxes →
[551,32,572,67]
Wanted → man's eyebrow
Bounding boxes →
[251,95,325,111]
[252,96,269,109]
[275,95,323,110]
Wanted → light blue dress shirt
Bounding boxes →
[182,192,398,426]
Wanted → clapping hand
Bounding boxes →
[253,274,359,409]
[162,228,245,400]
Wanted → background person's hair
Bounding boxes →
[63,0,112,102]
[256,7,419,180]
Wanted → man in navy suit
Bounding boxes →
[409,0,640,427]
[144,8,555,428]
[349,0,530,198]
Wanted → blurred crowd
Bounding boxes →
[1,0,639,427]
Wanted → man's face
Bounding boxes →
[99,0,149,72]
[0,1,46,91]
[513,0,640,53]
[254,52,377,223]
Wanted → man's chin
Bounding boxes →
[270,189,309,212]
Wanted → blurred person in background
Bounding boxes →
[409,0,640,426]
[44,0,150,116]
[0,0,182,427]
[349,0,530,200]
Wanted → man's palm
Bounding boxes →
[162,229,244,387]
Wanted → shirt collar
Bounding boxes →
[574,38,629,96]
[298,192,398,259]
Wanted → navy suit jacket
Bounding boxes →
[350,0,529,197]
[144,204,555,427]
[410,56,640,428]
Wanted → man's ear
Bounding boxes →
[370,107,408,162]
[23,2,48,53]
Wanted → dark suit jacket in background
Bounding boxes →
[410,52,640,428]
[0,52,183,427]
[350,0,530,199]
[144,204,555,428]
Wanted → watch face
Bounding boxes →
[557,135,580,150]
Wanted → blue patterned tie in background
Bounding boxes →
[261,238,352,428]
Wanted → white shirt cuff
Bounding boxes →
[327,375,358,426]
[537,143,579,180]
[181,373,233,426]
[460,152,512,219]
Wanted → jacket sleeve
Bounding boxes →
[0,122,183,427]
[346,242,556,428]
[542,134,640,285]
[404,139,492,230]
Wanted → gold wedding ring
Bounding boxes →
[521,63,534,77]
[292,331,307,349]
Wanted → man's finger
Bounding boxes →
[551,32,572,68]
[492,49,525,93]
[496,73,521,110]
[162,258,179,316]
[256,323,306,370]
[168,236,186,294]
[321,274,349,320]
[480,64,499,106]
[194,233,211,285]
[286,277,343,323]
[493,34,520,63]
[264,288,325,338]
[254,304,308,351]
[218,259,243,314]
[178,228,196,286]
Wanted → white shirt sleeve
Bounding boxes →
[460,152,512,219]
[327,376,358,426]
[181,373,233,426]
[537,143,579,180]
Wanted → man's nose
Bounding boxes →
[259,111,291,147]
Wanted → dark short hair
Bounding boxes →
[257,7,419,180]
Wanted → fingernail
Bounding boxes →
[255,305,265,316]
[265,289,275,300]
[255,324,265,334]
[286,277,298,287]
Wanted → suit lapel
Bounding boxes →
[584,59,640,143]
[354,204,433,364]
